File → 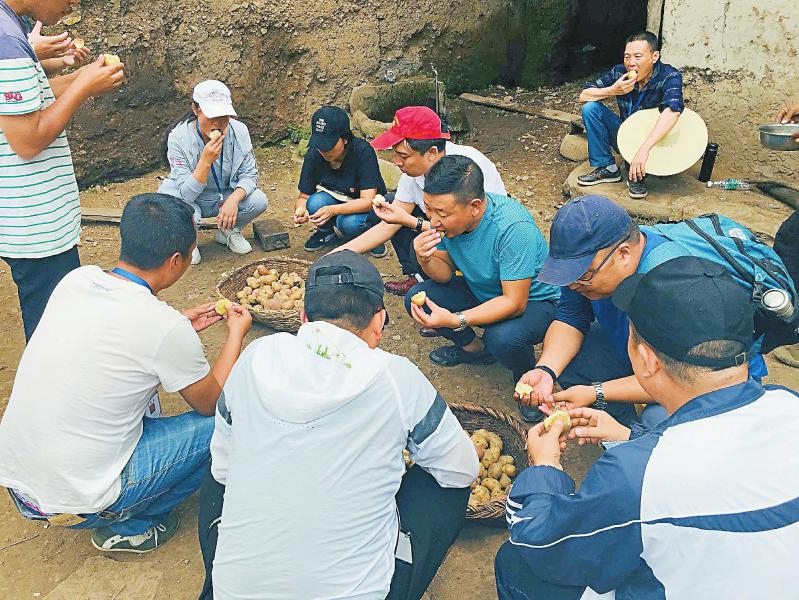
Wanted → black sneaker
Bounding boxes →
[429,345,496,367]
[368,244,387,258]
[577,166,623,186]
[627,177,648,199]
[304,229,338,252]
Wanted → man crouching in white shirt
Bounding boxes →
[0,193,252,554]
[197,250,479,600]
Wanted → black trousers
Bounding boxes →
[3,245,80,341]
[197,465,469,600]
[366,193,425,276]
[494,541,586,600]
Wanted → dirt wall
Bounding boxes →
[658,0,799,180]
[65,0,584,185]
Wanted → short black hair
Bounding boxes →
[304,277,384,331]
[625,31,660,52]
[424,154,486,205]
[119,193,196,270]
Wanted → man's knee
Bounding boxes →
[306,191,334,213]
[581,101,604,120]
[494,541,527,596]
[482,322,527,360]
[241,189,268,216]
[335,214,368,239]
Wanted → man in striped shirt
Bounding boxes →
[0,0,124,341]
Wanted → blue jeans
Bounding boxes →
[306,191,373,239]
[66,411,214,536]
[582,101,623,168]
[404,278,556,382]
[189,188,268,229]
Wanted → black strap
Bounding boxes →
[533,364,558,383]
[684,218,755,286]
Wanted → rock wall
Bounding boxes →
[659,0,799,180]
[65,0,586,185]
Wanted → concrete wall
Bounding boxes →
[658,0,799,180]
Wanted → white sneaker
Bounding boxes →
[191,246,201,265]
[216,228,252,254]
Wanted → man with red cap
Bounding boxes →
[334,106,507,296]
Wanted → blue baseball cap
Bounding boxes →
[538,195,632,286]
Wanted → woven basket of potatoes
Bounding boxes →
[217,257,312,332]
[449,403,529,520]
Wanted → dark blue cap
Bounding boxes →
[538,195,632,286]
[309,106,351,152]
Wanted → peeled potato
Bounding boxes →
[626,69,638,81]
[103,53,121,66]
[209,129,222,141]
[73,38,85,50]
[410,291,427,306]
[372,196,384,208]
[543,410,571,433]
[515,383,533,396]
[215,298,232,315]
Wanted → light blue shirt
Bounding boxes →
[440,193,560,303]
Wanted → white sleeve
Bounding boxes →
[210,390,232,485]
[395,174,422,207]
[392,359,479,488]
[153,320,211,393]
[480,158,507,196]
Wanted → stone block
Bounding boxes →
[253,219,290,252]
[560,133,589,162]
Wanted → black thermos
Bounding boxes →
[698,143,719,182]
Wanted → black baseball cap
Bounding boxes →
[613,256,754,368]
[309,106,351,152]
[306,250,389,324]
[538,195,632,286]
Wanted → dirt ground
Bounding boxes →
[1,89,797,599]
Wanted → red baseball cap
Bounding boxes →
[370,106,451,150]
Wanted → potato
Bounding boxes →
[499,455,515,466]
[214,298,232,315]
[471,435,489,450]
[515,383,533,396]
[543,410,571,433]
[474,444,485,461]
[269,268,278,276]
[281,300,295,310]
[499,473,512,489]
[470,478,480,490]
[246,294,257,303]
[410,291,427,306]
[73,38,85,50]
[252,305,263,312]
[487,463,503,479]
[490,487,507,500]
[478,464,487,479]
[484,448,501,464]
[264,274,278,284]
[271,281,282,292]
[474,429,490,439]
[252,269,260,278]
[236,290,247,300]
[280,273,291,284]
[295,300,304,309]
[265,299,283,310]
[625,69,638,81]
[503,464,517,478]
[103,53,121,66]
[469,485,490,506]
[247,277,262,289]
[242,286,253,295]
[257,265,270,276]
[481,456,495,469]
[486,433,503,452]
[482,477,500,492]
[295,206,309,218]
[209,129,222,141]
[290,290,303,301]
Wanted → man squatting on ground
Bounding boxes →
[197,250,478,600]
[336,106,507,297]
[515,195,768,425]
[577,31,683,200]
[404,155,560,422]
[0,0,124,342]
[495,256,799,599]
[0,194,251,553]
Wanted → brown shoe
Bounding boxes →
[386,276,418,297]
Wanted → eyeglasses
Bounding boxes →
[575,235,630,283]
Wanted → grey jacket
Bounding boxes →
[158,118,259,203]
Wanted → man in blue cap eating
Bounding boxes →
[513,194,768,423]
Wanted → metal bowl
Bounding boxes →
[758,124,799,151]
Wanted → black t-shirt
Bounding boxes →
[298,136,387,198]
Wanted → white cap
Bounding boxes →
[192,80,237,119]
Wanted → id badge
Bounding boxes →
[145,393,162,419]
[395,530,413,564]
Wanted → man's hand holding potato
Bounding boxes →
[776,101,799,141]
[566,407,631,447]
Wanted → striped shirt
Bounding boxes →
[0,1,80,259]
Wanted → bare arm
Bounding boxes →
[47,71,79,97]
[629,108,681,181]
[336,220,402,254]
[579,72,635,104]
[602,375,654,403]
[333,188,377,215]
[461,279,530,327]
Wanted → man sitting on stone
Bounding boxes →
[335,106,507,297]
[197,250,477,600]
[577,31,684,199]
[0,193,251,553]
[494,256,799,599]
[404,155,559,421]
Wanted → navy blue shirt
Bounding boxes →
[584,62,684,121]
[298,136,386,199]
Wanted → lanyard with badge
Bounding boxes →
[110,267,162,418]
[196,121,224,201]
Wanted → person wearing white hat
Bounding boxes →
[158,80,268,263]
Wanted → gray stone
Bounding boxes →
[350,79,445,123]
[253,219,290,252]
[351,110,392,140]
[378,158,402,191]
[559,133,589,162]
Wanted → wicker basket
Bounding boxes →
[216,256,312,332]
[449,403,530,521]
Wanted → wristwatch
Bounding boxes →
[415,217,425,233]
[592,381,608,411]
[453,311,468,332]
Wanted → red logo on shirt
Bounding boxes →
[4,92,23,102]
